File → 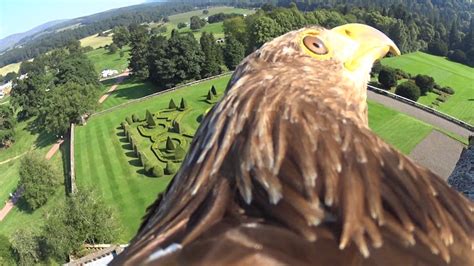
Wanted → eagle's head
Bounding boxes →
[231,23,400,124]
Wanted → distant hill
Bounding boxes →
[0,19,67,53]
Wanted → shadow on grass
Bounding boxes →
[15,197,34,214]
[61,136,71,195]
[23,119,57,149]
[105,79,157,103]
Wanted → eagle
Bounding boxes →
[113,24,474,265]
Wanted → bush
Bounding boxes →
[174,145,186,160]
[152,165,164,177]
[439,86,455,95]
[126,116,133,125]
[166,136,175,151]
[395,68,410,79]
[179,98,187,110]
[144,160,153,173]
[378,67,397,89]
[427,41,448,56]
[206,90,214,100]
[121,121,127,129]
[211,85,217,96]
[132,114,139,122]
[173,121,181,134]
[436,96,446,102]
[146,110,156,128]
[19,153,61,210]
[370,60,382,76]
[177,22,187,29]
[164,162,177,175]
[415,74,435,95]
[395,81,421,101]
[0,235,15,265]
[169,99,177,109]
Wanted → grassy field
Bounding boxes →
[85,47,130,73]
[80,33,113,49]
[75,74,447,241]
[382,52,474,124]
[100,78,156,110]
[0,62,21,75]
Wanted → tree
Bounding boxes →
[415,74,435,95]
[395,81,421,101]
[428,41,448,56]
[248,16,282,50]
[166,136,175,151]
[203,9,209,15]
[0,235,14,265]
[378,67,397,89]
[224,35,245,70]
[42,189,119,262]
[190,16,206,30]
[223,16,247,46]
[39,82,99,135]
[388,20,408,53]
[164,162,177,175]
[146,110,156,128]
[112,26,130,49]
[177,22,187,29]
[19,152,61,210]
[128,24,150,80]
[10,228,41,266]
[108,43,118,54]
[370,60,382,77]
[200,32,223,77]
[0,105,16,148]
[211,85,217,96]
[448,20,461,50]
[19,61,35,75]
[148,31,204,88]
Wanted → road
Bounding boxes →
[367,91,472,138]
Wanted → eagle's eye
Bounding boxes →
[303,36,328,55]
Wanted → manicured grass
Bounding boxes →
[382,52,474,124]
[0,62,20,75]
[85,47,130,73]
[0,160,20,203]
[100,78,157,110]
[80,33,113,49]
[368,101,433,154]
[76,74,444,241]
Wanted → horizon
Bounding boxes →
[0,0,147,39]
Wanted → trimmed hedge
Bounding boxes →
[439,86,455,95]
[126,116,133,125]
[152,165,164,177]
[132,114,139,122]
[165,162,177,175]
[144,160,153,173]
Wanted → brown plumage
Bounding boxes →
[112,25,474,265]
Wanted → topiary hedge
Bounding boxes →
[126,116,133,125]
[165,162,177,175]
[439,86,455,95]
[152,165,164,177]
[132,114,139,122]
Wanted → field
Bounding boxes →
[85,47,130,73]
[80,33,113,49]
[75,74,448,241]
[0,61,21,75]
[99,78,156,110]
[382,52,474,124]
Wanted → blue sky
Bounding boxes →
[0,0,146,39]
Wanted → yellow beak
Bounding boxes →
[331,24,401,71]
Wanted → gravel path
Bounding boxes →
[98,71,129,104]
[367,91,472,138]
[409,130,465,180]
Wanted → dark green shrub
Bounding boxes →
[395,81,421,101]
[370,60,382,76]
[395,68,410,79]
[440,86,455,95]
[166,136,175,151]
[211,85,217,96]
[428,41,448,56]
[206,90,213,100]
[173,121,181,134]
[415,74,435,95]
[436,96,446,102]
[165,162,177,175]
[121,122,127,129]
[126,116,133,125]
[132,114,139,122]
[378,67,397,89]
[152,165,164,177]
[144,160,153,173]
[169,99,177,109]
[146,110,156,128]
[139,152,147,166]
[179,98,187,110]
[174,145,186,160]
[448,49,467,64]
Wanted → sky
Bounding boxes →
[0,0,146,39]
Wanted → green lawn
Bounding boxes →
[99,78,157,110]
[85,46,130,73]
[382,52,474,124]
[75,74,446,242]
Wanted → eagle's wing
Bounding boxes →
[114,72,474,265]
